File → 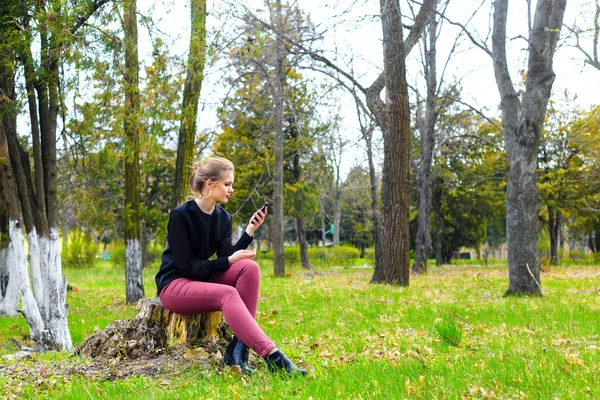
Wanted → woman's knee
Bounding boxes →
[231,259,260,278]
[220,285,241,304]
[242,259,260,277]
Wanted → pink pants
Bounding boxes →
[159,259,276,358]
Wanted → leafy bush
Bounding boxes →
[309,245,360,268]
[61,229,98,268]
[111,244,126,268]
[568,249,588,261]
[363,248,375,266]
[146,243,164,265]
[260,246,301,267]
[260,245,361,269]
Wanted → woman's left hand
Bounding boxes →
[246,208,267,236]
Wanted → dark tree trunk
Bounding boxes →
[492,0,567,296]
[413,9,438,275]
[123,0,144,303]
[296,218,310,269]
[434,181,443,266]
[271,0,286,277]
[172,0,207,208]
[370,0,435,285]
[548,205,560,266]
[364,129,381,255]
[371,0,411,285]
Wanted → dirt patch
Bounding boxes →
[1,317,238,384]
[0,342,233,384]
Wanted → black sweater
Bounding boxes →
[155,200,253,295]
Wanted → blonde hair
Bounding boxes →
[189,156,234,197]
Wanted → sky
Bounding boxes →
[139,0,599,179]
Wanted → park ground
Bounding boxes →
[1,259,599,399]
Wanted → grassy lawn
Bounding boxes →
[1,260,599,399]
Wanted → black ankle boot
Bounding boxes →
[224,336,254,375]
[265,350,307,375]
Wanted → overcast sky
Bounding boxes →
[140,0,600,178]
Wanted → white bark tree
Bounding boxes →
[0,0,110,351]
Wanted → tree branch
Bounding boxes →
[71,0,112,34]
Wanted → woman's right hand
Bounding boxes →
[228,249,256,265]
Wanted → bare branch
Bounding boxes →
[71,0,112,34]
[443,96,502,132]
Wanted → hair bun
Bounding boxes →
[192,161,203,170]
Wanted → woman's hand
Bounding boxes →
[228,249,256,265]
[245,208,267,236]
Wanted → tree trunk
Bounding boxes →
[136,298,223,346]
[492,0,566,296]
[548,205,559,266]
[0,85,47,342]
[271,0,286,277]
[333,199,341,246]
[172,0,208,208]
[434,180,443,266]
[413,9,438,275]
[364,129,381,255]
[123,0,144,303]
[371,0,411,285]
[296,217,310,269]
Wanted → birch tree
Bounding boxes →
[0,0,109,350]
[123,0,144,303]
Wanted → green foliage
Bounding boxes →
[110,243,126,268]
[339,166,375,250]
[308,245,361,268]
[427,111,507,263]
[61,230,98,268]
[260,245,361,268]
[146,242,164,266]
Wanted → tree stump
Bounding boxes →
[135,298,225,347]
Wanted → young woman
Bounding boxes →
[155,156,306,375]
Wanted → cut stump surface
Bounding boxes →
[136,297,224,347]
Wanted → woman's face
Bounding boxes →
[208,172,234,203]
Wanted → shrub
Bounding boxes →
[308,245,360,268]
[260,246,301,267]
[363,248,375,266]
[568,249,588,261]
[111,244,126,268]
[146,243,164,265]
[260,245,361,269]
[61,229,98,268]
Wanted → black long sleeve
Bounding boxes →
[155,200,253,294]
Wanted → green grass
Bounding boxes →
[1,260,599,399]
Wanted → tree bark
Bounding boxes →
[434,182,443,266]
[371,0,411,285]
[413,8,438,275]
[271,0,286,277]
[370,0,435,285]
[296,218,310,269]
[172,0,208,208]
[548,205,559,266]
[492,0,567,296]
[123,0,144,303]
[364,128,381,256]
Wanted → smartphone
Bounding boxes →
[251,202,269,225]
